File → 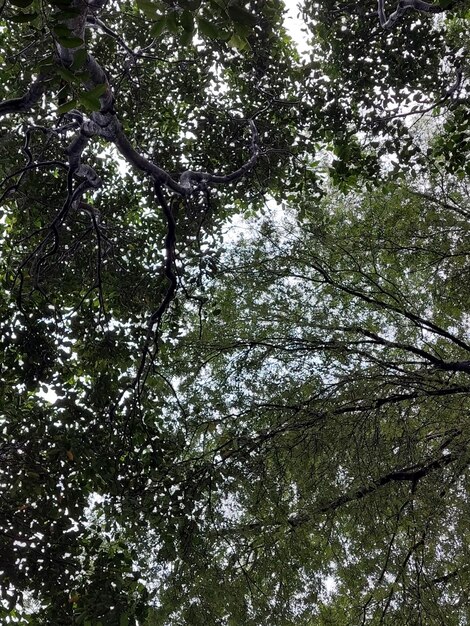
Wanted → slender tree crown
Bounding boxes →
[0,0,470,623]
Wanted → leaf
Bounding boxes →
[151,14,167,38]
[56,66,77,82]
[54,23,72,37]
[233,20,251,38]
[78,84,106,111]
[52,8,82,19]
[227,3,257,27]
[119,614,129,626]
[71,48,88,70]
[166,11,179,34]
[87,83,108,99]
[74,70,91,81]
[9,0,34,7]
[78,93,101,111]
[57,99,77,114]
[38,60,56,74]
[181,10,194,32]
[177,0,201,8]
[179,28,193,46]
[7,11,38,22]
[227,33,249,50]
[197,17,228,40]
[57,35,85,48]
[136,0,158,18]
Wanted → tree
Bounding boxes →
[0,0,469,623]
[170,176,470,624]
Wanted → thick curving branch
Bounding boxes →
[133,185,179,392]
[114,118,260,196]
[54,9,261,198]
[178,119,260,191]
[212,430,462,536]
[4,0,261,344]
[0,76,47,118]
[378,0,445,29]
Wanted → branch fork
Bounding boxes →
[378,0,445,29]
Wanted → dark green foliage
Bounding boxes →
[0,0,470,623]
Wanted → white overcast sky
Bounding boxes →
[284,0,310,55]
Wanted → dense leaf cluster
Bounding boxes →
[0,0,470,623]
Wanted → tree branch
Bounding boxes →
[378,0,445,29]
[288,450,458,527]
[86,15,137,58]
[178,120,260,191]
[53,2,261,199]
[308,261,470,354]
[0,76,46,118]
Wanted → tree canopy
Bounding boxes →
[1,0,470,623]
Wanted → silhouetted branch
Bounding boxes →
[0,76,46,117]
[378,0,445,29]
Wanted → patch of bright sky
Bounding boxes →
[284,1,310,57]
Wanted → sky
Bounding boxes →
[284,0,310,56]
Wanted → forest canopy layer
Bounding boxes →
[0,0,470,623]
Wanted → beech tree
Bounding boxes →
[0,0,469,623]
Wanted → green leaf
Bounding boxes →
[57,99,77,114]
[74,70,91,81]
[78,93,101,111]
[76,83,106,111]
[56,35,84,48]
[151,14,167,38]
[227,33,249,50]
[38,58,56,74]
[181,10,194,33]
[179,28,193,46]
[7,11,38,22]
[9,0,34,7]
[71,48,88,70]
[87,83,108,99]
[197,17,228,40]
[136,0,158,18]
[233,20,251,38]
[119,614,129,626]
[227,4,257,27]
[166,11,179,34]
[53,23,72,37]
[177,0,201,8]
[52,8,82,19]
[56,66,77,83]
